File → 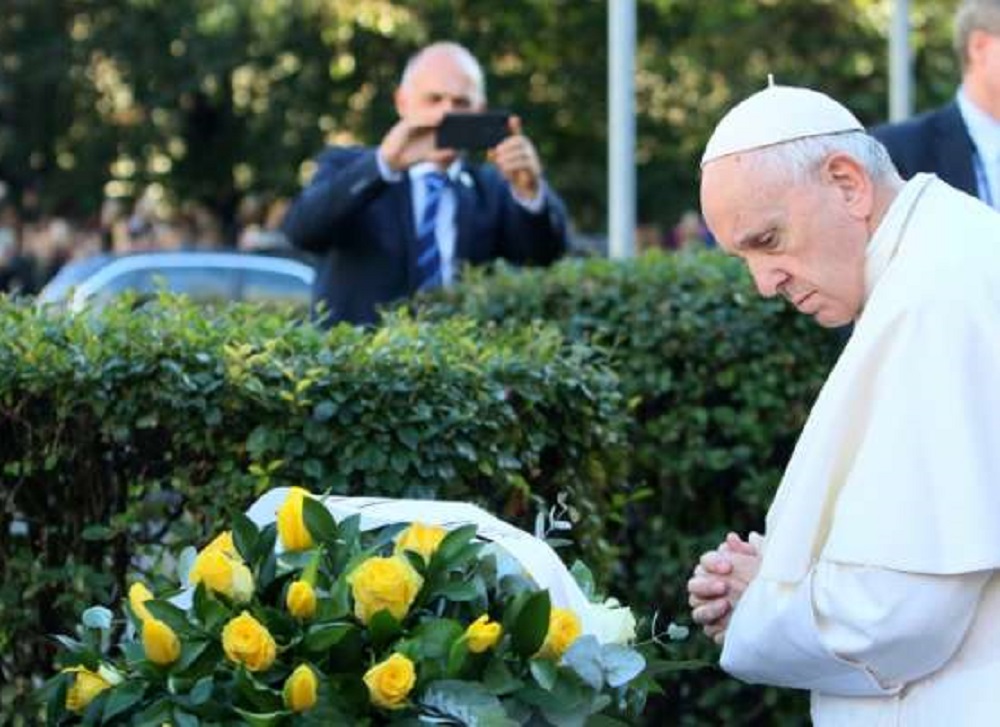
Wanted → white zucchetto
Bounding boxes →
[701,84,864,167]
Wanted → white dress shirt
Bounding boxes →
[376,151,545,286]
[956,87,1000,208]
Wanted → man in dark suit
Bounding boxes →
[283,41,568,325]
[871,0,1000,206]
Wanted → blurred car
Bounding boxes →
[38,250,315,313]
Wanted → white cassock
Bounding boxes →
[720,174,1000,726]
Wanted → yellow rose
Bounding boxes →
[464,614,503,653]
[222,611,277,672]
[63,666,112,713]
[537,607,582,660]
[277,487,315,552]
[188,533,254,603]
[283,664,319,713]
[394,522,447,562]
[286,580,317,620]
[142,618,181,666]
[204,531,238,556]
[128,582,154,623]
[363,653,416,710]
[347,556,423,625]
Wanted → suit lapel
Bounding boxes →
[393,174,423,293]
[934,103,978,196]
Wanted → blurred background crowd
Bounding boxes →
[0,0,961,295]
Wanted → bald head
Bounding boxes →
[399,42,486,106]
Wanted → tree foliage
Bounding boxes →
[0,0,960,229]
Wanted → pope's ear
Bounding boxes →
[823,152,873,219]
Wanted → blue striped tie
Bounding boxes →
[415,172,447,291]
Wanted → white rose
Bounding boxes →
[588,598,637,645]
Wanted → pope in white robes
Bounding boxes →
[687,84,1000,726]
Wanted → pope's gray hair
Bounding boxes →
[955,0,1000,70]
[400,42,486,103]
[746,131,898,185]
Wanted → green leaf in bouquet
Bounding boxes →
[132,696,174,726]
[368,609,403,650]
[258,606,298,643]
[529,658,559,691]
[258,547,278,590]
[447,635,470,678]
[303,496,338,545]
[174,639,223,679]
[510,590,550,658]
[431,524,479,568]
[409,618,464,661]
[254,524,278,566]
[233,707,290,726]
[40,670,70,724]
[419,680,518,727]
[102,680,146,722]
[482,657,523,696]
[320,576,351,620]
[568,560,596,601]
[338,513,361,547]
[303,622,355,652]
[172,706,201,727]
[235,666,284,713]
[188,676,215,706]
[232,512,260,565]
[81,605,114,632]
[599,644,645,688]
[146,599,197,637]
[193,583,231,633]
[432,577,481,603]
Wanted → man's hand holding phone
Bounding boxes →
[489,116,543,201]
[379,115,456,172]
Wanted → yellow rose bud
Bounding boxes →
[277,487,314,552]
[394,522,448,562]
[537,607,582,660]
[128,582,154,623]
[346,556,423,625]
[286,580,317,620]
[222,611,277,672]
[283,664,319,713]
[363,653,416,710]
[141,618,181,666]
[63,666,112,713]
[464,614,503,653]
[188,536,254,603]
[204,530,238,557]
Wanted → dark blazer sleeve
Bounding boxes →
[282,147,392,254]
[871,103,977,196]
[500,183,569,265]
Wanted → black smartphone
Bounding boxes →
[436,111,511,150]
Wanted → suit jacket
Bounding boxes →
[282,146,568,325]
[870,101,978,197]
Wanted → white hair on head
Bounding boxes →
[954,0,1000,69]
[745,130,898,184]
[400,42,486,103]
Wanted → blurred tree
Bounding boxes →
[0,0,961,236]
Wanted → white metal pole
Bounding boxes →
[608,0,636,259]
[889,0,912,121]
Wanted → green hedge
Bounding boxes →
[0,298,627,716]
[418,251,844,725]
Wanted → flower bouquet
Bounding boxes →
[41,488,663,725]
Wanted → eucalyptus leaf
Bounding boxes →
[81,606,114,631]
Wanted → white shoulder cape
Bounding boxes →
[761,176,1000,582]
